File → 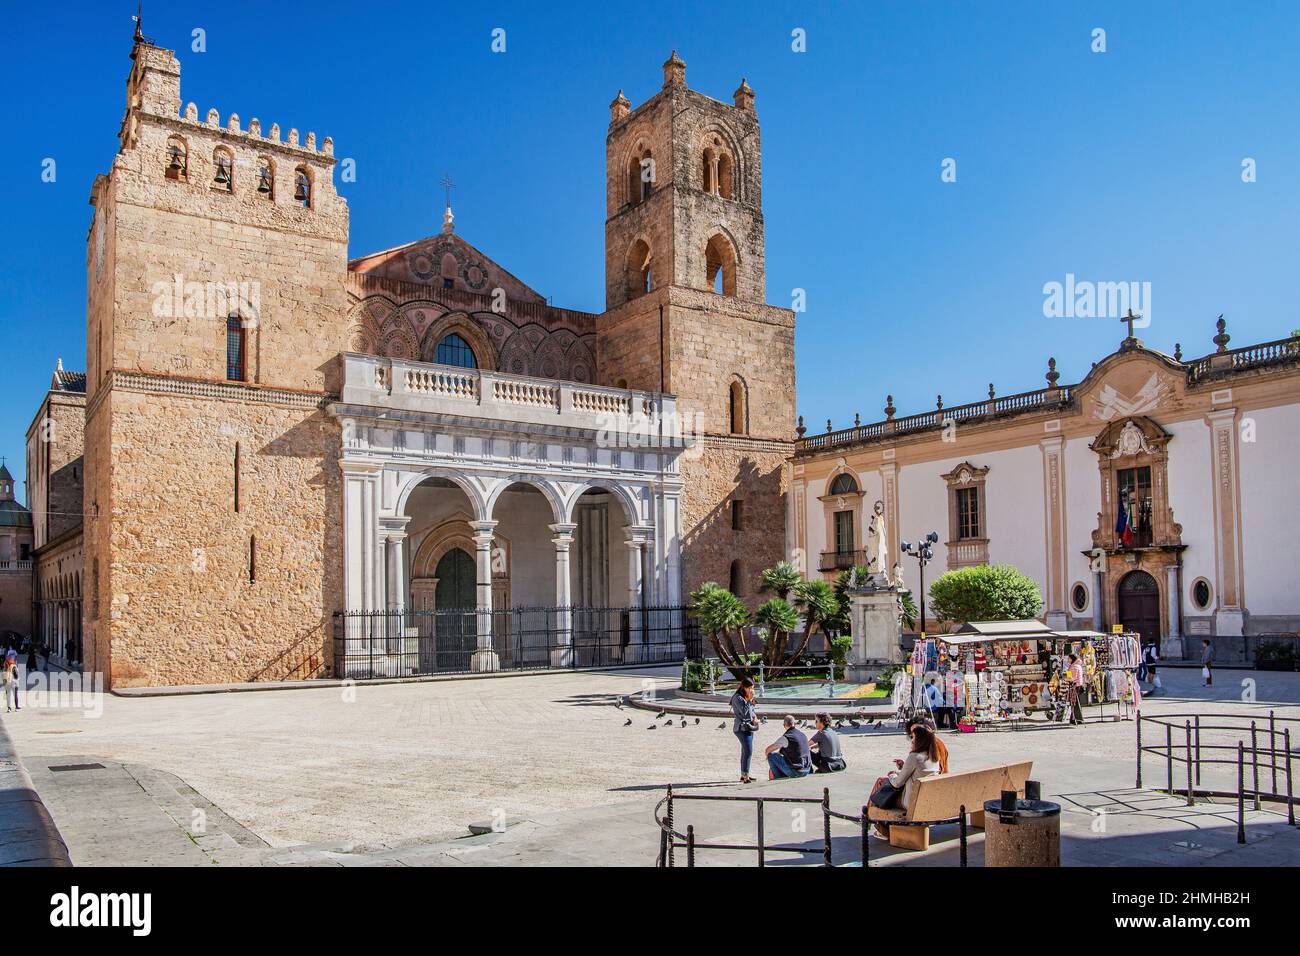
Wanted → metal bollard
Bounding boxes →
[757,799,765,868]
[666,785,675,868]
[1135,714,1143,788]
[1285,728,1294,828]
[1194,715,1201,786]
[1185,720,1194,806]
[686,825,695,868]
[1251,721,1261,811]
[959,805,968,867]
[1269,711,1278,796]
[861,804,870,866]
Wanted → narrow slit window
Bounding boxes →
[249,535,256,584]
[234,442,241,513]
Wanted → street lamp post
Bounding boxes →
[901,531,940,634]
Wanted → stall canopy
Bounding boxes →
[938,620,1057,645]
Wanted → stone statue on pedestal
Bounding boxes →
[866,500,887,579]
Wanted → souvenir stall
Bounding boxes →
[929,620,1064,732]
[1044,630,1142,722]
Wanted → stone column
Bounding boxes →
[626,535,647,661]
[341,461,383,612]
[1164,564,1183,659]
[1206,408,1245,637]
[550,523,576,668]
[470,519,499,672]
[1040,437,1069,630]
[1091,569,1105,632]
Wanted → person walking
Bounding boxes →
[1201,639,1215,687]
[1142,642,1162,694]
[2,652,18,713]
[1066,653,1086,725]
[730,677,760,784]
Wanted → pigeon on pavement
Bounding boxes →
[624,718,633,726]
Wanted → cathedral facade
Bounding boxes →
[36,36,792,687]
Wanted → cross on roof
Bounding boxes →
[440,174,455,209]
[1121,308,1141,340]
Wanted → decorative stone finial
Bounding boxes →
[206,107,219,126]
[184,102,198,121]
[306,131,317,150]
[248,117,262,137]
[322,136,334,156]
[1046,357,1060,387]
[826,419,833,433]
[663,50,686,88]
[988,382,996,400]
[733,77,756,112]
[227,113,240,133]
[884,395,896,420]
[936,394,944,412]
[288,128,300,147]
[56,357,63,372]
[1173,342,1183,362]
[269,123,281,142]
[443,205,455,235]
[796,415,806,439]
[1213,315,1230,353]
[610,89,631,124]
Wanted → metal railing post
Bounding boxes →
[1237,742,1246,845]
[822,788,832,867]
[861,804,870,867]
[959,805,968,867]
[686,825,695,868]
[1184,720,1194,806]
[1135,713,1143,788]
[1285,728,1294,827]
[1251,720,1261,811]
[1194,714,1201,786]
[1270,710,1278,796]
[757,799,766,868]
[1165,723,1173,794]
[666,785,675,868]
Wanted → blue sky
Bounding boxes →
[3,0,1299,502]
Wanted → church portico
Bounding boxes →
[330,353,686,677]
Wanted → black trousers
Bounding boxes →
[812,753,846,773]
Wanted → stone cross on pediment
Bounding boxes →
[1121,309,1141,341]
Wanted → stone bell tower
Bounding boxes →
[597,52,795,604]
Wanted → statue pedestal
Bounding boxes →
[847,584,902,681]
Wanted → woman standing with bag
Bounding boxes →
[730,677,760,784]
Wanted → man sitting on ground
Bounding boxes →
[809,713,846,773]
[764,715,812,779]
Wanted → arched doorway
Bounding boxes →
[1118,570,1161,648]
[432,547,476,672]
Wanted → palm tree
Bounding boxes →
[690,582,752,677]
[759,561,801,601]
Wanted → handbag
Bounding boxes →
[870,781,901,809]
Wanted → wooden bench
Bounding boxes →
[866,760,1033,850]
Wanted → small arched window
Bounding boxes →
[628,148,653,205]
[212,147,233,192]
[440,254,458,290]
[728,559,742,595]
[829,473,859,495]
[706,233,737,297]
[728,378,747,435]
[717,153,734,200]
[165,136,188,181]
[702,147,716,193]
[626,239,652,300]
[435,333,477,369]
[294,166,312,208]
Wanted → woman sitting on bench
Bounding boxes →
[867,724,946,839]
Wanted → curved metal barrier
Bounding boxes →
[1136,710,1297,843]
[653,784,968,867]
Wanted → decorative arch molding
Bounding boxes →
[561,480,642,526]
[484,476,566,525]
[394,468,491,522]
[419,312,497,370]
[705,230,741,297]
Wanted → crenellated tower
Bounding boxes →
[82,30,350,685]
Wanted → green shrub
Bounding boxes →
[928,564,1044,624]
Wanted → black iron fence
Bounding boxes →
[1136,711,1298,843]
[653,784,969,867]
[333,604,697,680]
